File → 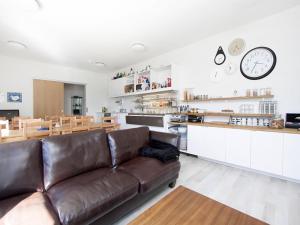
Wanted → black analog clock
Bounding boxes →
[240,47,277,80]
[214,46,226,65]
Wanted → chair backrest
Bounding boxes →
[0,117,6,120]
[72,117,90,132]
[19,118,42,130]
[22,120,53,139]
[60,116,75,128]
[0,120,9,130]
[11,116,31,130]
[45,115,60,125]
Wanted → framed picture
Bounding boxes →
[7,92,22,103]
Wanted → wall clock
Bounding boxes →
[210,68,224,83]
[228,38,246,56]
[240,47,277,80]
[214,46,226,65]
[225,61,237,75]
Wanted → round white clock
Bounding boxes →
[240,47,277,80]
[210,68,224,83]
[228,38,246,56]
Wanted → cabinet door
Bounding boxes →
[187,125,204,155]
[226,129,251,168]
[202,127,227,161]
[251,131,283,175]
[283,134,300,180]
[187,125,226,161]
[109,78,125,97]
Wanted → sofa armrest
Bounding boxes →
[149,131,180,149]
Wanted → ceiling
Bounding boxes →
[0,0,299,72]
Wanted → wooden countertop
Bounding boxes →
[169,122,300,135]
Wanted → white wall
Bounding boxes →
[0,54,109,117]
[110,6,300,116]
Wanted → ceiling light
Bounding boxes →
[7,41,28,50]
[94,61,105,67]
[131,43,146,52]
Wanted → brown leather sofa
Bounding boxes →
[0,127,180,225]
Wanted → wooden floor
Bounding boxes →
[129,186,268,225]
[115,154,300,225]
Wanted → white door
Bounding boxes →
[251,131,283,175]
[226,129,251,168]
[283,133,300,180]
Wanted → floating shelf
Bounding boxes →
[174,112,274,118]
[181,95,274,102]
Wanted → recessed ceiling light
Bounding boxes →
[7,41,28,50]
[131,43,146,52]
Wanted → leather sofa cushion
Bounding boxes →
[42,130,111,190]
[108,127,149,167]
[47,168,139,225]
[0,192,60,225]
[0,140,43,200]
[118,157,180,193]
[149,131,180,148]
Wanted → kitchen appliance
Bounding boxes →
[188,115,203,123]
[170,115,187,123]
[168,124,187,151]
[285,113,300,129]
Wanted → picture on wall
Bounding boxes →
[7,92,22,103]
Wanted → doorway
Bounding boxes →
[64,83,86,116]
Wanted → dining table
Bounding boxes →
[0,122,119,143]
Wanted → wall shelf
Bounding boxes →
[174,112,274,118]
[181,95,274,102]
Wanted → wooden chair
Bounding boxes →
[0,129,26,143]
[59,116,75,134]
[45,115,60,126]
[0,120,9,131]
[22,120,53,140]
[11,116,31,130]
[19,118,42,131]
[72,117,90,133]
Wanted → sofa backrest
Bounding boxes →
[0,140,43,200]
[107,127,149,167]
[42,129,111,190]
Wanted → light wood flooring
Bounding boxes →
[115,154,300,225]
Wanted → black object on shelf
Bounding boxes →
[71,96,83,115]
[285,113,300,129]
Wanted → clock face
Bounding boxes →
[228,38,246,56]
[214,46,226,65]
[240,47,276,80]
[215,54,225,65]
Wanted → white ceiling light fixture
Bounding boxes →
[131,43,146,52]
[94,61,106,67]
[7,41,28,50]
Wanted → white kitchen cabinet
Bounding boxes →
[187,125,205,155]
[188,125,226,161]
[251,131,283,176]
[226,129,251,167]
[283,134,300,180]
[109,77,126,97]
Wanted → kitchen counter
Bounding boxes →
[128,113,165,116]
[169,121,300,135]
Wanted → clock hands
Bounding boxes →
[251,61,263,73]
